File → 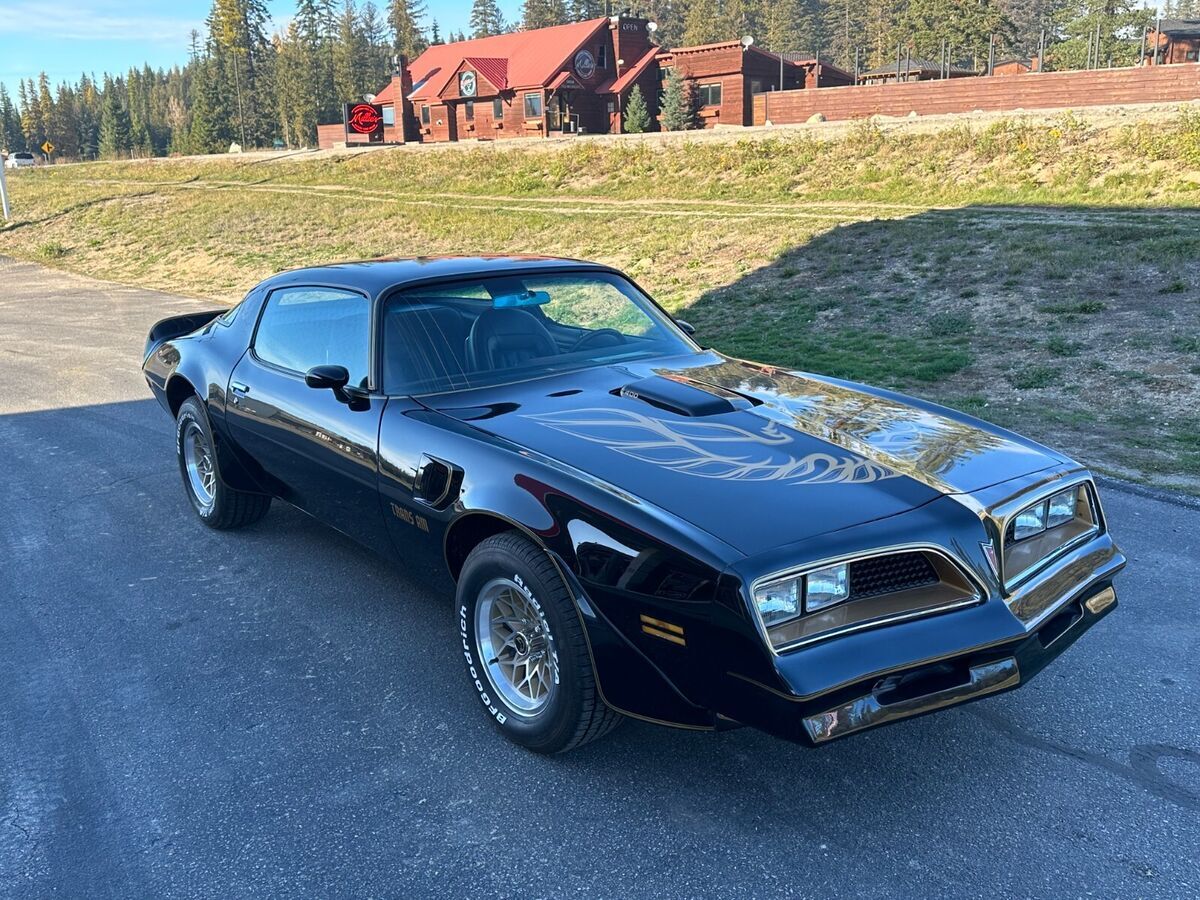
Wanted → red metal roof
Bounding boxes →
[373,77,399,106]
[408,18,609,101]
[464,57,508,91]
[596,45,659,95]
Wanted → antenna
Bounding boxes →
[741,35,754,49]
[647,21,658,33]
[363,93,376,103]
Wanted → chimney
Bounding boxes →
[610,15,654,78]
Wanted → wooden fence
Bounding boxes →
[752,64,1200,125]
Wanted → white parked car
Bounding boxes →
[4,152,37,169]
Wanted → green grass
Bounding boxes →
[2,105,1199,492]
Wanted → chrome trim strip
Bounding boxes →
[803,658,1020,743]
[748,544,986,656]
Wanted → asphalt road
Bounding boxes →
[2,256,1198,899]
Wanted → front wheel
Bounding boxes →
[457,532,622,753]
[175,396,271,529]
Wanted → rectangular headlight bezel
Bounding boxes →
[1001,480,1101,590]
[749,547,983,653]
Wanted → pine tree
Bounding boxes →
[19,79,44,152]
[569,0,604,20]
[623,85,650,133]
[470,0,506,38]
[98,77,132,158]
[430,20,443,44]
[389,0,428,59]
[0,84,24,153]
[659,67,696,131]
[522,0,569,30]
[335,0,373,102]
[683,0,725,45]
[1049,0,1152,69]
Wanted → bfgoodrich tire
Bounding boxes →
[175,396,271,530]
[457,531,622,753]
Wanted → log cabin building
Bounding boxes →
[1147,20,1200,65]
[317,14,846,147]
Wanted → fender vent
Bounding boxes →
[415,455,460,508]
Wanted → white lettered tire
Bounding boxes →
[457,531,621,753]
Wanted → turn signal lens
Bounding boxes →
[805,564,849,612]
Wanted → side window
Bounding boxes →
[254,287,370,387]
[421,105,430,125]
[492,97,503,119]
[699,83,722,107]
[523,92,543,118]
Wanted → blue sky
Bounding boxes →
[0,0,524,99]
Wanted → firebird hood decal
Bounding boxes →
[432,352,1069,555]
[525,408,902,485]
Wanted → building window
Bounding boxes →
[1189,50,1199,61]
[493,97,504,119]
[750,79,764,94]
[698,83,722,107]
[523,92,543,118]
[421,105,430,125]
[597,44,608,69]
[465,101,474,121]
[382,105,395,126]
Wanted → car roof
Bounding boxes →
[257,255,612,297]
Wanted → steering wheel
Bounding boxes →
[570,329,626,353]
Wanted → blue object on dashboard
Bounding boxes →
[493,290,551,308]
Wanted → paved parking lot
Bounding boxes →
[2,256,1198,898]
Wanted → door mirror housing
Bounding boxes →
[675,319,696,337]
[305,364,350,391]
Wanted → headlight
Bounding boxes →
[1012,502,1047,540]
[754,563,850,627]
[754,575,801,627]
[804,564,849,612]
[1009,485,1084,543]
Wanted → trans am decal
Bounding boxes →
[526,408,900,485]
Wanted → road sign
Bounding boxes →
[41,140,54,155]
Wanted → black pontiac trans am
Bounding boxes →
[143,257,1125,753]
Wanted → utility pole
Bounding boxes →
[1038,29,1045,72]
[0,158,10,222]
[1154,16,1162,65]
[988,34,995,76]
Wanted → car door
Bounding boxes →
[224,284,391,553]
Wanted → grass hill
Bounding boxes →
[3,104,1199,492]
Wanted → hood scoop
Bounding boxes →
[615,375,758,418]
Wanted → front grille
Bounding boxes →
[849,552,938,600]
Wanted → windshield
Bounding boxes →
[382,271,694,395]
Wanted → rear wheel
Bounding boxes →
[457,531,622,753]
[176,396,270,529]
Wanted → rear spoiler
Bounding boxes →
[144,309,226,362]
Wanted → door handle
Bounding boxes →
[230,381,250,395]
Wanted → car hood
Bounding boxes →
[427,352,1069,556]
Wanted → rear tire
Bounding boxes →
[176,396,270,530]
[457,531,622,753]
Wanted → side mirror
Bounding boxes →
[675,319,696,337]
[305,364,350,391]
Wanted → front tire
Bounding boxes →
[175,396,270,529]
[457,531,622,753]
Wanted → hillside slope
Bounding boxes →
[2,105,1198,491]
